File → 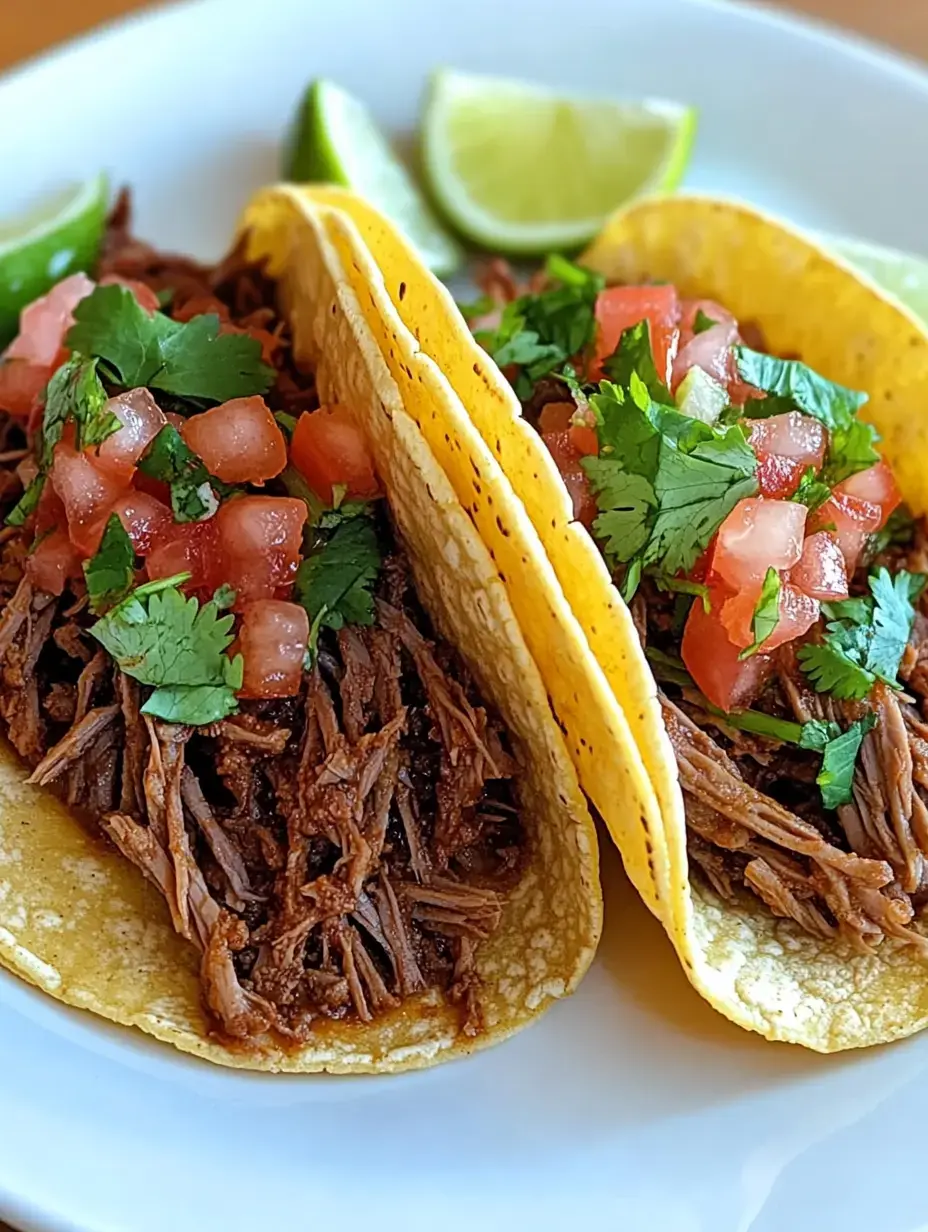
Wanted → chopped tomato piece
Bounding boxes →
[6,272,95,367]
[809,491,881,573]
[86,491,174,557]
[679,299,737,337]
[215,496,307,604]
[93,388,167,483]
[538,402,575,434]
[834,461,901,529]
[145,518,219,593]
[682,593,774,712]
[234,600,309,699]
[51,438,131,556]
[0,358,51,420]
[720,579,818,652]
[182,396,287,485]
[594,285,679,383]
[26,530,82,597]
[99,274,160,314]
[290,405,380,505]
[542,430,598,527]
[749,412,827,499]
[34,481,66,539]
[790,531,848,601]
[710,498,807,591]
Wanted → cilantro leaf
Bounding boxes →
[866,504,915,563]
[274,411,299,437]
[456,293,495,320]
[588,380,662,478]
[296,516,382,631]
[91,583,241,690]
[41,355,117,467]
[644,420,757,576]
[693,309,717,335]
[66,285,274,404]
[798,567,922,699]
[477,257,604,398]
[138,424,217,522]
[141,682,241,725]
[734,348,867,430]
[602,320,671,404]
[738,394,801,421]
[867,567,923,686]
[823,417,881,486]
[740,567,781,659]
[6,474,45,528]
[816,713,877,809]
[84,514,136,614]
[587,469,656,561]
[791,467,832,512]
[798,719,843,751]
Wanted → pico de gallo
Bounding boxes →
[468,257,928,955]
[0,192,527,1043]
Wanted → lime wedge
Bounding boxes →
[421,70,697,254]
[285,79,462,276]
[828,236,928,324]
[0,174,109,348]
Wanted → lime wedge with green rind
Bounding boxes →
[285,79,462,277]
[421,70,697,254]
[0,173,109,348]
[828,235,928,324]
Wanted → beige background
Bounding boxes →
[0,1,924,1230]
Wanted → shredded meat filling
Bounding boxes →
[0,196,527,1047]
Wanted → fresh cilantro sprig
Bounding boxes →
[84,514,136,614]
[800,713,878,809]
[90,575,243,725]
[295,514,382,660]
[66,284,274,405]
[474,256,604,400]
[40,355,120,467]
[798,567,925,699]
[740,567,780,659]
[790,467,832,513]
[582,370,757,598]
[602,321,671,403]
[138,424,220,522]
[734,347,879,485]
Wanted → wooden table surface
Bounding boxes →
[0,0,926,70]
[0,1,923,1230]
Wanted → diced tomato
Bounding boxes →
[710,498,807,591]
[809,491,882,573]
[719,578,818,652]
[0,358,51,420]
[679,299,738,337]
[234,600,309,699]
[682,593,774,712]
[749,412,827,499]
[182,396,287,485]
[51,437,131,556]
[34,481,66,539]
[215,496,307,604]
[5,272,95,367]
[93,388,167,483]
[538,402,575,433]
[672,321,739,391]
[594,285,680,383]
[26,529,82,597]
[145,518,220,593]
[834,461,901,530]
[790,531,848,601]
[99,274,160,314]
[86,491,174,557]
[542,430,599,527]
[539,401,599,456]
[290,405,380,505]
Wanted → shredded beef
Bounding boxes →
[0,195,527,1047]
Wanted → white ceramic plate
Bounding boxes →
[2,2,928,1229]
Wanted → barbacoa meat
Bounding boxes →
[0,196,526,1046]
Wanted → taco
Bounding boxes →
[310,188,928,1051]
[0,184,600,1073]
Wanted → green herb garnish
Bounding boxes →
[83,514,136,613]
[138,424,217,523]
[295,514,382,639]
[740,567,781,659]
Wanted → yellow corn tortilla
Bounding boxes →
[315,187,928,1051]
[0,186,602,1073]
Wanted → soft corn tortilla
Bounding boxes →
[0,187,602,1073]
[313,187,928,1051]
